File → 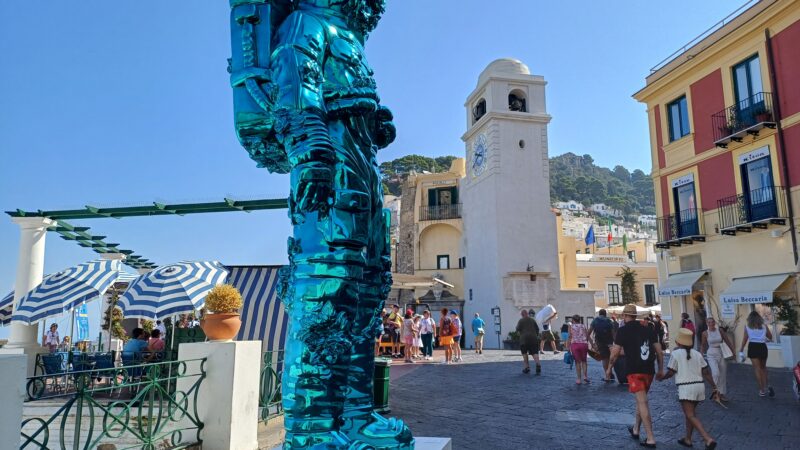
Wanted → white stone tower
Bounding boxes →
[461,58,563,348]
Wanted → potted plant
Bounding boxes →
[503,331,520,350]
[200,284,244,341]
[774,296,800,368]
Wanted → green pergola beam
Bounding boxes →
[6,197,289,220]
[47,219,156,271]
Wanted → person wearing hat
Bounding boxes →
[606,304,664,448]
[386,304,403,358]
[450,310,463,362]
[658,328,718,449]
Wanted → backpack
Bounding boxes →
[441,317,453,337]
[594,316,614,342]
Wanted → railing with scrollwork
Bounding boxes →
[717,185,787,231]
[260,350,284,423]
[656,208,704,245]
[419,204,462,221]
[21,358,206,449]
[712,92,776,145]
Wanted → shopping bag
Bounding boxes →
[720,342,734,360]
[563,351,574,365]
[588,348,603,361]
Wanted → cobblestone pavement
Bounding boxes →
[387,350,799,449]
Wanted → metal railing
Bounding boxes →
[419,204,461,221]
[260,350,284,423]
[22,358,206,449]
[717,185,787,231]
[712,92,776,144]
[656,208,704,244]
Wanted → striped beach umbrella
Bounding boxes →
[12,260,122,324]
[118,261,229,319]
[1,290,13,326]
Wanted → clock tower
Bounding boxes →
[461,58,586,347]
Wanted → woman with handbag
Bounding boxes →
[701,317,735,402]
[567,314,591,384]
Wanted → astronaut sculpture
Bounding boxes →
[229,1,414,448]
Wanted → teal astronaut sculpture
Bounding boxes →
[229,1,414,448]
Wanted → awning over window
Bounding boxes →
[720,273,795,305]
[658,270,710,297]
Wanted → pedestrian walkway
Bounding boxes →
[389,350,798,449]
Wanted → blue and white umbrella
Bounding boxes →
[1,290,13,326]
[119,261,229,319]
[12,260,124,324]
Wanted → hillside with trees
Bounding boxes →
[379,152,655,215]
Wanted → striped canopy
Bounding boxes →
[1,290,13,326]
[229,266,288,352]
[119,261,229,319]
[12,260,122,324]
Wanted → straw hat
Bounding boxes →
[622,304,640,317]
[676,328,695,347]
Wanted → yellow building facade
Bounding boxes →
[634,0,800,367]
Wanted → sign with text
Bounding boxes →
[721,292,772,304]
[671,173,694,189]
[738,146,770,165]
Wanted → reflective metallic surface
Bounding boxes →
[229,1,413,448]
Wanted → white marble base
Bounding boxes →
[271,437,451,450]
[415,437,452,450]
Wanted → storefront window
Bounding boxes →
[751,304,783,344]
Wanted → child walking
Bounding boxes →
[658,328,718,450]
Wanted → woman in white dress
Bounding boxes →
[659,328,718,449]
[701,317,735,401]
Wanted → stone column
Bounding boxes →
[1,217,54,375]
[0,355,26,449]
[177,341,260,449]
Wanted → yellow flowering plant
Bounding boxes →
[204,284,243,314]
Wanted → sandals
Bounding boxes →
[583,378,591,384]
[640,443,656,448]
[677,438,693,447]
[523,367,530,374]
[705,441,717,450]
[627,426,639,440]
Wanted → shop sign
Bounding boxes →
[738,146,770,165]
[658,286,692,296]
[721,292,772,304]
[671,173,694,189]
[721,302,735,319]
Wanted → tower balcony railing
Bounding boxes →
[712,92,777,148]
[717,185,788,235]
[420,204,462,221]
[655,208,706,249]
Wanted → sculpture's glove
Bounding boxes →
[373,105,396,149]
[282,110,335,214]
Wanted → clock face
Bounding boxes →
[472,134,488,177]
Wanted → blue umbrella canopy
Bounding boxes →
[1,290,12,326]
[12,260,123,324]
[119,261,229,319]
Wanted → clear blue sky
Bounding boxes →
[0,0,738,338]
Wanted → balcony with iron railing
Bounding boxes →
[655,208,706,249]
[420,204,462,221]
[712,92,777,148]
[717,185,788,235]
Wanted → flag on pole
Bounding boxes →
[584,225,596,245]
[607,219,613,244]
[76,303,89,341]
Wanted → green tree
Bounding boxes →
[616,266,640,305]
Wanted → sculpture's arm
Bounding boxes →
[271,13,334,213]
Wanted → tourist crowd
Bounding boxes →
[376,304,486,364]
[511,304,776,449]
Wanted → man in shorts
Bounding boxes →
[607,304,663,448]
[516,310,541,375]
[589,309,616,381]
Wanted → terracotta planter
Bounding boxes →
[200,313,241,341]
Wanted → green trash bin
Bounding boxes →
[373,357,391,414]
